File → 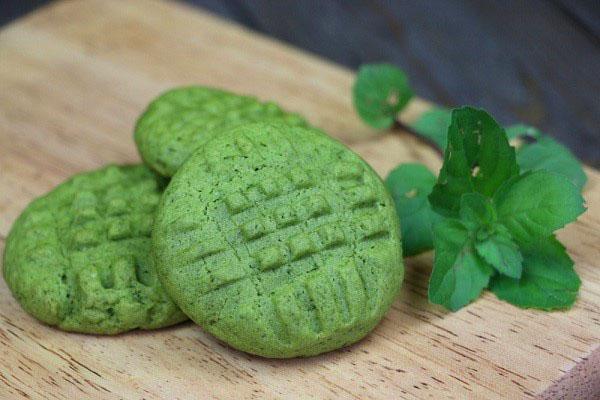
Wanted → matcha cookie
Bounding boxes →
[3,165,187,334]
[153,122,404,357]
[134,86,308,177]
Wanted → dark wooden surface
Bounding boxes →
[3,0,599,166]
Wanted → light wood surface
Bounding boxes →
[0,1,598,399]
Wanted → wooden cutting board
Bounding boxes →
[1,1,598,398]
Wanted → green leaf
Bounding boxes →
[409,107,452,149]
[517,136,587,191]
[494,170,586,243]
[504,124,542,140]
[489,236,580,309]
[428,219,494,311]
[429,107,519,216]
[457,194,522,278]
[475,225,523,279]
[385,163,442,256]
[505,123,586,191]
[459,193,496,230]
[352,63,414,129]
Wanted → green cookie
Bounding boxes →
[134,86,308,177]
[154,122,404,357]
[3,165,187,334]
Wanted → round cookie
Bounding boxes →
[134,86,308,177]
[153,122,404,357]
[3,165,187,334]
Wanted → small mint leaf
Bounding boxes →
[517,136,587,191]
[385,163,441,256]
[489,236,580,310]
[459,193,496,230]
[475,225,523,279]
[409,107,452,149]
[352,63,413,129]
[457,194,521,278]
[428,107,519,217]
[494,170,586,243]
[428,219,494,311]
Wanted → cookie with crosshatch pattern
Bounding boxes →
[134,86,308,177]
[3,165,187,334]
[153,122,404,357]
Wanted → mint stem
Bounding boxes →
[392,119,444,156]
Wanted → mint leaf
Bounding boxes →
[429,219,494,311]
[489,236,580,309]
[505,124,542,140]
[457,194,522,278]
[504,124,586,191]
[517,136,587,191]
[429,107,519,217]
[409,107,452,149]
[385,163,441,256]
[475,225,523,279]
[459,193,496,230]
[352,63,413,129]
[494,170,586,243]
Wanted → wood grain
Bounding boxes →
[0,1,598,398]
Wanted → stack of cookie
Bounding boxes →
[3,87,404,358]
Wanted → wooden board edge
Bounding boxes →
[538,345,600,399]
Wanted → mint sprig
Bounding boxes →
[428,109,585,310]
[432,109,584,311]
[352,69,587,311]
